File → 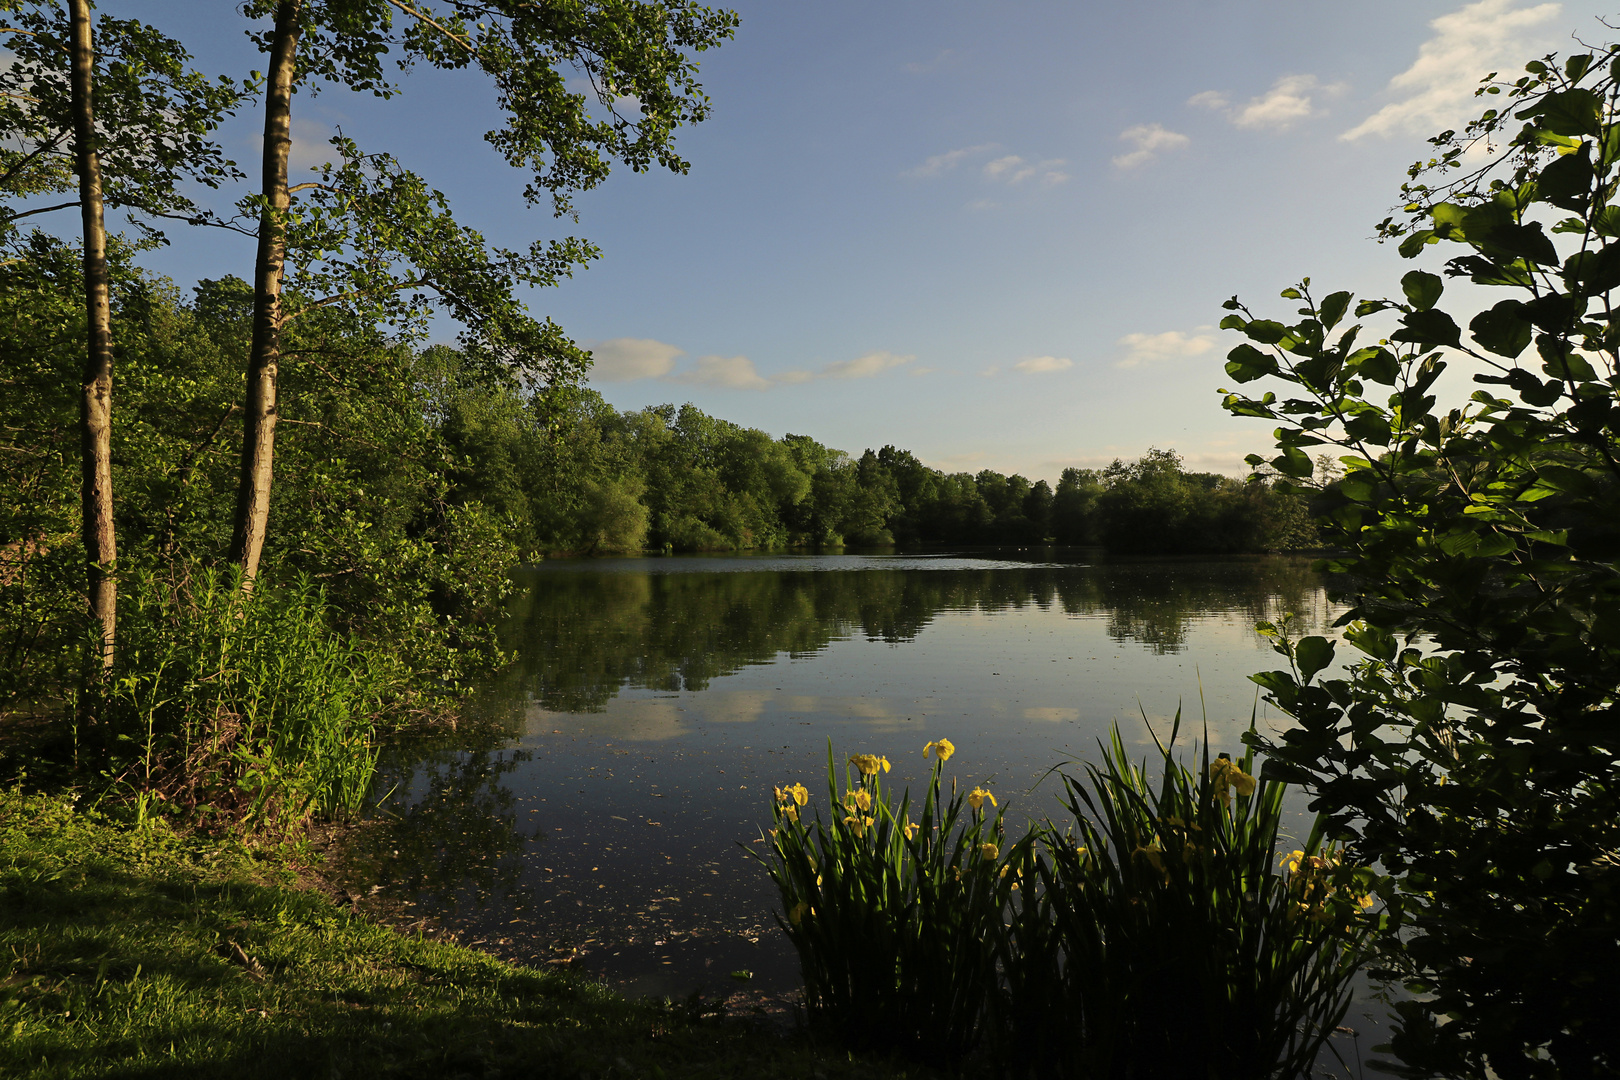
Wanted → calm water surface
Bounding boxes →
[357,552,1366,1011]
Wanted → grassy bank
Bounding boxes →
[0,789,918,1079]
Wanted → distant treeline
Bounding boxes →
[448,392,1319,556]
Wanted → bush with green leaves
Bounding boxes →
[1216,45,1620,1079]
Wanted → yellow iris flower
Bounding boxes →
[979,842,999,861]
[848,753,891,776]
[967,787,997,811]
[923,738,955,763]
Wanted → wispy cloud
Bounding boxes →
[1115,330,1216,368]
[904,49,954,75]
[905,143,999,177]
[906,144,1066,185]
[1191,75,1345,132]
[1013,355,1073,374]
[639,349,920,389]
[984,154,1070,186]
[254,117,339,174]
[1112,123,1189,169]
[1342,0,1562,141]
[586,337,684,382]
[821,351,915,379]
[668,354,771,391]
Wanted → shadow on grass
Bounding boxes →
[0,791,919,1080]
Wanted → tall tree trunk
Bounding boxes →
[68,0,116,671]
[230,0,301,586]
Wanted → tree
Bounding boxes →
[229,0,738,584]
[2,2,246,666]
[1219,46,1620,1078]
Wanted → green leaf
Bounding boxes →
[1593,206,1620,237]
[1345,623,1397,662]
[1398,230,1436,258]
[1537,335,1599,382]
[1345,346,1399,385]
[1244,320,1288,344]
[1225,343,1278,383]
[1518,88,1603,137]
[1401,270,1444,311]
[1294,636,1336,683]
[1391,309,1462,349]
[1271,446,1314,478]
[1318,291,1352,332]
[1502,368,1564,407]
[1563,245,1620,294]
[1537,144,1593,212]
[1532,464,1597,495]
[1488,223,1559,266]
[1343,410,1392,446]
[1469,300,1532,358]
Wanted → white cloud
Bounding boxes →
[1112,123,1189,169]
[659,349,918,389]
[979,365,1002,378]
[1187,89,1230,111]
[905,143,998,177]
[1190,75,1345,132]
[820,350,914,379]
[1013,355,1073,374]
[586,337,684,382]
[984,154,1070,186]
[1342,0,1562,141]
[668,354,771,391]
[1233,75,1341,130]
[1115,330,1216,368]
[254,117,339,174]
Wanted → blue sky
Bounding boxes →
[62,1,1620,479]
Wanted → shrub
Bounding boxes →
[91,564,414,828]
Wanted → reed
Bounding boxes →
[93,563,406,828]
[761,720,1381,1078]
[761,741,1027,1067]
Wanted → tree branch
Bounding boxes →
[385,0,476,54]
[1,200,81,222]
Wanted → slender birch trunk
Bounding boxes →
[230,0,301,586]
[68,0,116,671]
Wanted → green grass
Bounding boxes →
[0,788,925,1079]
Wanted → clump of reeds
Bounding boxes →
[761,718,1381,1079]
[91,563,412,828]
[764,740,1027,1066]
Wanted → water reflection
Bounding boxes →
[367,554,1343,1004]
[503,555,1331,713]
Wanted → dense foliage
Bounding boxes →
[1222,47,1620,1080]
[452,392,1317,555]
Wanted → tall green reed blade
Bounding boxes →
[1038,709,1377,1080]
[761,740,1010,1067]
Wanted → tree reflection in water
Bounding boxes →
[500,556,1328,712]
[355,740,539,919]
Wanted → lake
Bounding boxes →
[352,551,1358,1009]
